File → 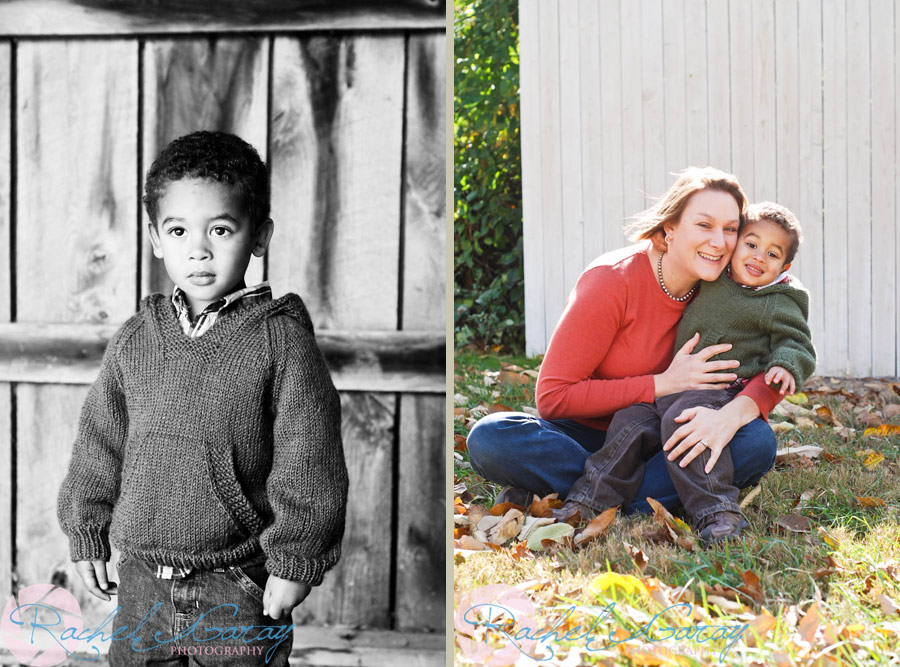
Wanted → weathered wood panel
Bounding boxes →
[0,324,444,393]
[13,40,138,626]
[141,37,269,296]
[619,0,644,218]
[298,392,396,628]
[268,35,405,331]
[395,32,444,632]
[683,0,708,167]
[706,0,731,170]
[641,0,665,201]
[0,43,10,605]
[16,41,138,323]
[0,0,445,36]
[728,0,753,197]
[662,0,686,175]
[598,0,625,251]
[871,0,897,376]
[558,0,583,296]
[395,394,443,631]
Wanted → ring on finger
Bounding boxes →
[698,439,709,448]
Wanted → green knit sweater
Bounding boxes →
[675,272,817,386]
[57,293,348,586]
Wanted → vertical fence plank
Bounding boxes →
[822,0,848,375]
[797,0,825,365]
[751,0,776,200]
[707,0,731,170]
[896,0,900,375]
[268,35,403,330]
[599,0,625,250]
[537,0,566,337]
[663,0,687,176]
[621,0,645,217]
[0,41,9,603]
[520,0,546,354]
[729,0,754,196]
[684,0,708,166]
[15,40,138,624]
[295,392,396,628]
[268,34,404,628]
[395,31,444,633]
[871,0,895,376]
[141,37,269,297]
[559,0,584,294]
[774,0,799,234]
[578,0,603,261]
[846,0,872,376]
[642,0,666,200]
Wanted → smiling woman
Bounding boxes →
[466,167,784,536]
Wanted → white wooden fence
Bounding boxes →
[520,0,899,377]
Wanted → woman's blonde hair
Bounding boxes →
[626,166,747,252]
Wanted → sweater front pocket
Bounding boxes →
[111,431,262,554]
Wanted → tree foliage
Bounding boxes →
[454,0,523,351]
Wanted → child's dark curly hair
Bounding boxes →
[143,131,269,228]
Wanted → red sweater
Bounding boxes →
[535,243,781,430]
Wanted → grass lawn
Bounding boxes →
[453,350,900,666]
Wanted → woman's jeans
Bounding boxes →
[108,556,293,666]
[466,409,777,515]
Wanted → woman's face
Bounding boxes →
[663,188,740,283]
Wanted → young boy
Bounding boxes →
[57,131,348,665]
[561,202,816,542]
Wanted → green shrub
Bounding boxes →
[454,0,524,352]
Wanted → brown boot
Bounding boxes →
[697,511,749,544]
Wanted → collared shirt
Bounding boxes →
[172,281,273,338]
[155,280,272,580]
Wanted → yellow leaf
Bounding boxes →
[864,452,885,468]
[588,572,646,599]
[786,392,809,404]
[864,424,900,437]
[856,496,887,508]
[818,526,840,549]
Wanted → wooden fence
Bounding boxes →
[520,0,899,378]
[0,2,446,664]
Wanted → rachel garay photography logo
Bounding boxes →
[1,584,84,666]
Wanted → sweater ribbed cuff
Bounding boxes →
[66,526,111,562]
[265,553,330,586]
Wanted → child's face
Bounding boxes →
[148,178,273,314]
[730,218,792,286]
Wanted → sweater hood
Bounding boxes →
[726,273,810,320]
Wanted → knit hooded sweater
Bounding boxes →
[56,293,348,586]
[675,272,817,387]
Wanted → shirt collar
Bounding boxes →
[171,281,272,321]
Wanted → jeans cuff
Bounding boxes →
[690,501,743,523]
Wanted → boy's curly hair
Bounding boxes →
[143,131,269,228]
[745,201,803,264]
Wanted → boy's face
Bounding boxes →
[148,178,273,314]
[730,218,792,286]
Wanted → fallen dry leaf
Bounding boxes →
[498,369,532,386]
[883,404,900,419]
[745,612,777,647]
[490,501,525,516]
[864,452,886,468]
[454,434,467,452]
[793,489,817,514]
[879,594,900,616]
[856,496,887,508]
[771,421,796,434]
[623,541,649,572]
[798,602,820,642]
[517,516,555,542]
[739,570,765,605]
[775,514,811,533]
[740,484,763,509]
[574,507,617,547]
[510,541,533,561]
[818,526,840,549]
[528,493,562,518]
[786,392,809,404]
[775,444,824,462]
[488,403,513,414]
[456,535,488,551]
[487,509,524,544]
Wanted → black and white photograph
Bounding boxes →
[0,1,446,665]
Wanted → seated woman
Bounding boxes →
[466,167,782,527]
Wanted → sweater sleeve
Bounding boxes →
[536,266,657,420]
[57,332,129,562]
[766,293,817,388]
[261,317,348,586]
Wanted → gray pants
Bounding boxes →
[566,387,743,523]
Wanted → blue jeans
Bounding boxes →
[108,556,293,666]
[466,411,776,514]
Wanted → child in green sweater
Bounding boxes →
[57,131,348,665]
[561,202,815,543]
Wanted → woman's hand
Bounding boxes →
[653,333,740,397]
[662,395,760,473]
